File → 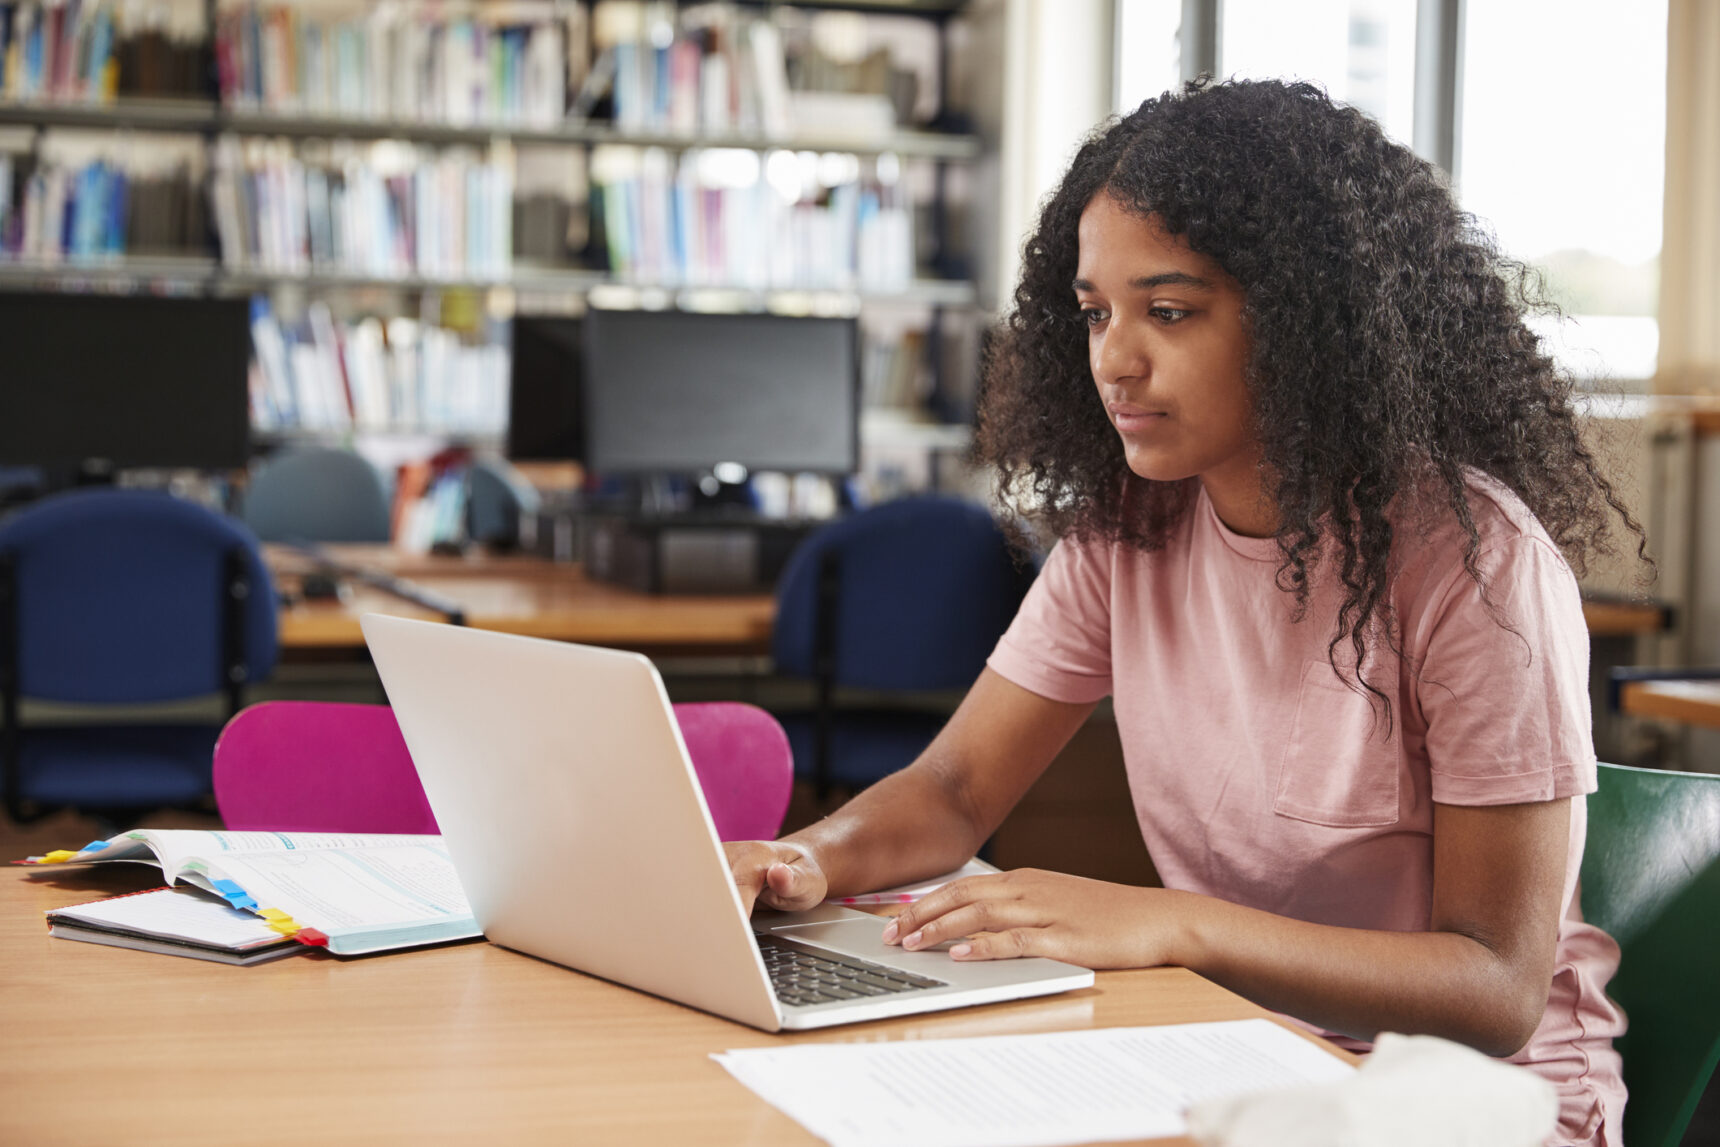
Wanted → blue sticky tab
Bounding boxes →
[211,879,257,910]
[81,841,110,852]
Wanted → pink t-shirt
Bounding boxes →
[987,478,1626,1146]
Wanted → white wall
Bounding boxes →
[993,0,1117,313]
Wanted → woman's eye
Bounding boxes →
[1080,307,1108,328]
[1151,307,1191,324]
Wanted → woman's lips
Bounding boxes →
[1108,405,1167,432]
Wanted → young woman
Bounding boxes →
[726,79,1637,1146]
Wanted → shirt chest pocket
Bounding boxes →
[1274,661,1402,828]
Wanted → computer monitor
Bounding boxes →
[506,314,585,463]
[0,292,251,471]
[580,309,859,475]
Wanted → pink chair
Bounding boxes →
[212,699,793,842]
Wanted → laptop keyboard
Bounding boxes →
[756,933,947,1008]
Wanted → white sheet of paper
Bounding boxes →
[713,1018,1355,1147]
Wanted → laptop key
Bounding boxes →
[757,932,948,1006]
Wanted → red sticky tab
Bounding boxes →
[294,928,330,947]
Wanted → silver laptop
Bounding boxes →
[361,613,1093,1031]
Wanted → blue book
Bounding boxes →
[105,167,126,255]
[85,6,111,98]
[26,14,43,96]
[671,172,693,280]
[79,163,105,257]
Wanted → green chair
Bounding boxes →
[1580,762,1720,1147]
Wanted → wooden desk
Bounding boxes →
[1620,678,1720,729]
[269,545,775,656]
[1,866,1351,1146]
[1581,598,1671,638]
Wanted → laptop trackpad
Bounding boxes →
[754,907,963,957]
[754,904,876,931]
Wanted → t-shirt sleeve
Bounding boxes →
[1416,535,1598,805]
[986,536,1114,704]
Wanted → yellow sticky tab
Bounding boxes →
[39,850,80,864]
[267,920,301,936]
[257,908,291,921]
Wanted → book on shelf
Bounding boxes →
[391,450,478,554]
[211,134,515,280]
[0,0,207,104]
[22,828,480,957]
[0,128,204,260]
[589,143,914,292]
[214,1,580,130]
[45,885,304,965]
[247,295,509,438]
[589,1,941,142]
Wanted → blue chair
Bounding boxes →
[0,489,279,822]
[466,457,541,550]
[241,446,393,543]
[772,496,1036,796]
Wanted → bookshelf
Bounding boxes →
[0,100,982,158]
[0,0,995,502]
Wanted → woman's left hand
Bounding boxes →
[880,868,1195,970]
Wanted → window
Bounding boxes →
[1221,0,1418,147]
[1459,0,1667,384]
[1112,0,1668,384]
[1114,1,1183,115]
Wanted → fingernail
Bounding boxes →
[903,931,923,949]
[950,944,972,959]
[881,920,898,943]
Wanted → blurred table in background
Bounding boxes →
[270,547,1664,660]
[1619,679,1720,730]
[1583,598,1672,638]
[268,545,775,659]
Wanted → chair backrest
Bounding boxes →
[1580,761,1720,1147]
[0,488,278,703]
[773,496,1035,691]
[214,699,793,843]
[242,447,393,544]
[466,458,542,549]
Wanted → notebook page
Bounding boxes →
[47,887,288,950]
[198,841,472,934]
[713,1018,1355,1147]
[128,831,446,881]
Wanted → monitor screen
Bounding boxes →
[581,309,859,475]
[0,292,251,470]
[506,314,585,462]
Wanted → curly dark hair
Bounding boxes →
[976,77,1644,706]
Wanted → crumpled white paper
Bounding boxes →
[1187,1031,1559,1147]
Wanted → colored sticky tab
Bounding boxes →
[80,841,110,852]
[295,928,329,947]
[256,907,300,936]
[211,879,258,910]
[38,850,80,864]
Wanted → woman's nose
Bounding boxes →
[1093,319,1148,385]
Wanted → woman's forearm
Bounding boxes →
[1173,892,1548,1056]
[778,669,1098,900]
[779,752,992,899]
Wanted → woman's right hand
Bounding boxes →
[725,840,829,916]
